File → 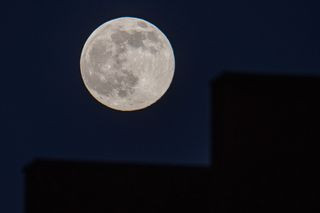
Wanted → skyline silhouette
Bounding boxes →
[25,72,320,212]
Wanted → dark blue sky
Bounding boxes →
[1,0,320,212]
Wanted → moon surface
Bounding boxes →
[80,17,175,111]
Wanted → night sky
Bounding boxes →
[2,0,320,212]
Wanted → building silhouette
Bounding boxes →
[211,72,320,212]
[25,160,211,213]
[25,72,320,212]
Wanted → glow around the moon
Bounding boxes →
[80,17,175,111]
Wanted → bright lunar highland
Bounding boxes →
[80,17,175,111]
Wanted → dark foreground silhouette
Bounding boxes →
[25,72,320,212]
[25,160,211,213]
[211,72,320,212]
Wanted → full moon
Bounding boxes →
[80,17,175,111]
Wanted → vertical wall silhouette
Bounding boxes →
[211,72,320,212]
